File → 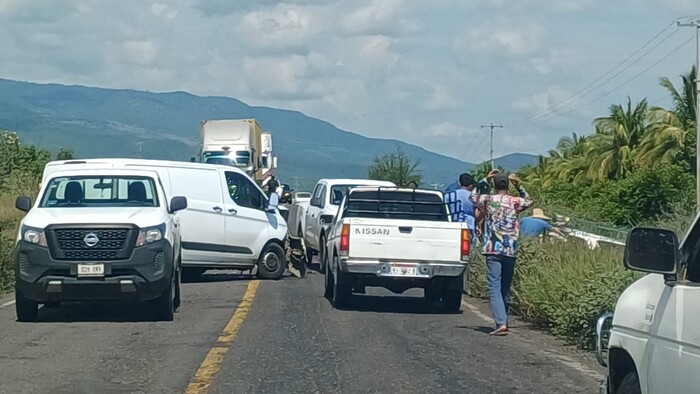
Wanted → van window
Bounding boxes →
[225,171,265,210]
[168,168,222,203]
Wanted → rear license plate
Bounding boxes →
[389,265,418,276]
[77,263,105,277]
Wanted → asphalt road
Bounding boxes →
[0,269,604,393]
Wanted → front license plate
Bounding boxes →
[77,263,105,277]
[389,265,418,276]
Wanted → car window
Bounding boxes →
[40,175,160,208]
[225,171,265,210]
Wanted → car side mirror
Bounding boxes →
[267,193,279,211]
[15,196,32,212]
[624,227,678,276]
[170,196,188,213]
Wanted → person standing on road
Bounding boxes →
[520,208,563,238]
[472,171,532,336]
[444,173,478,295]
[266,176,279,198]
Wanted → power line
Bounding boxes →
[506,20,680,126]
[520,35,694,127]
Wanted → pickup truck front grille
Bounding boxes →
[47,226,136,261]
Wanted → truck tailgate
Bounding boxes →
[346,218,466,262]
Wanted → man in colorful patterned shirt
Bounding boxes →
[472,171,532,336]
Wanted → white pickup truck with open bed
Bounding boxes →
[322,187,470,310]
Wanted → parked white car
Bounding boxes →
[595,216,700,394]
[42,159,288,280]
[302,178,395,271]
[14,168,187,322]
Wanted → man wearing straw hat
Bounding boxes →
[520,208,563,238]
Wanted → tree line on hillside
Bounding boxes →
[368,66,698,227]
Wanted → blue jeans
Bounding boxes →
[486,254,516,326]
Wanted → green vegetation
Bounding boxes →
[467,238,641,350]
[520,66,697,227]
[0,131,72,293]
[368,146,423,187]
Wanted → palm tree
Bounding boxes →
[634,107,686,167]
[586,97,649,181]
[659,65,696,130]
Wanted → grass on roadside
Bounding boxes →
[467,237,641,350]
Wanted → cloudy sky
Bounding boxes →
[0,0,698,163]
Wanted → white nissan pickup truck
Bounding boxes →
[322,187,470,310]
[595,214,700,394]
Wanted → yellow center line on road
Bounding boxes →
[184,279,260,394]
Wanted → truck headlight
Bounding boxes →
[136,224,164,247]
[22,226,47,247]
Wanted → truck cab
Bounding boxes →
[302,178,395,272]
[595,215,700,393]
[14,167,188,322]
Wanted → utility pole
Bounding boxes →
[481,123,503,170]
[678,17,700,210]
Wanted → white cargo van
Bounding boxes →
[42,159,289,280]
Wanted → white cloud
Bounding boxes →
[339,0,410,36]
[513,86,573,114]
[428,122,467,138]
[236,4,322,53]
[530,47,583,74]
[455,20,546,58]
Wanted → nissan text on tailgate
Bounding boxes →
[323,187,470,310]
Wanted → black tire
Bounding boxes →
[15,290,38,322]
[174,268,182,311]
[152,274,175,321]
[319,235,327,274]
[331,257,351,308]
[441,290,462,312]
[257,243,286,280]
[617,370,641,394]
[182,267,206,282]
[323,254,333,299]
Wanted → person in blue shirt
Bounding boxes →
[520,208,562,237]
[444,173,478,297]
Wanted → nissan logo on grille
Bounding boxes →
[83,233,100,247]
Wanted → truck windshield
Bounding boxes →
[202,151,250,167]
[39,176,160,208]
[343,189,448,221]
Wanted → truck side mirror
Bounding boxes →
[170,196,188,213]
[15,196,32,212]
[267,193,280,211]
[624,227,678,276]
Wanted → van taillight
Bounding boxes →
[461,229,470,260]
[340,224,350,253]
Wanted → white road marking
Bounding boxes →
[1,299,15,308]
[461,300,604,381]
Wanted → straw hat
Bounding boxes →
[531,208,551,221]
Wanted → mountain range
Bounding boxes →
[0,78,538,190]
